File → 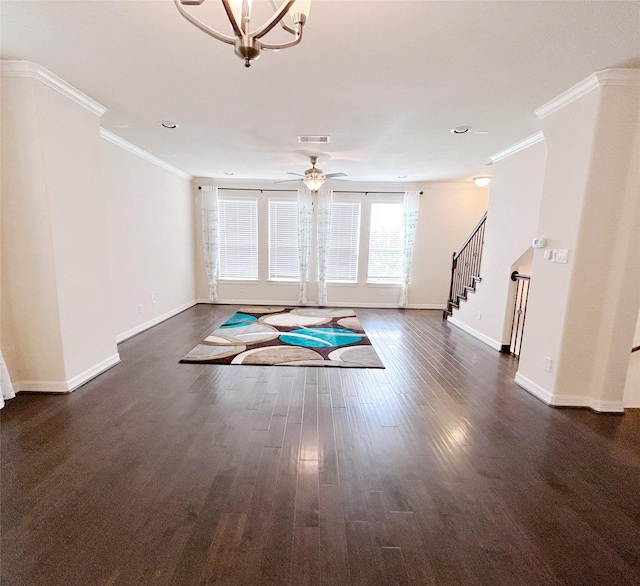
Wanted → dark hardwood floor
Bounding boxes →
[3,305,640,585]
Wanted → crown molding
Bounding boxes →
[596,68,640,87]
[100,129,192,180]
[1,60,107,116]
[536,68,640,119]
[490,131,545,163]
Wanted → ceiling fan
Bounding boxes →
[275,156,348,192]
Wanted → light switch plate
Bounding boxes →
[552,249,569,264]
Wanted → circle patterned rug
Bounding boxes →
[180,307,384,368]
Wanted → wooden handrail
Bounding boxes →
[633,345,640,353]
[444,212,487,318]
[511,271,531,282]
[454,212,487,260]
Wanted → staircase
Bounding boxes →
[443,212,487,318]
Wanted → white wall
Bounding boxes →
[517,73,640,412]
[623,312,640,407]
[101,138,196,341]
[1,76,67,384]
[1,67,118,391]
[193,180,489,308]
[450,137,547,348]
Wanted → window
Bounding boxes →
[269,199,299,280]
[368,202,403,283]
[326,201,361,282]
[218,198,258,280]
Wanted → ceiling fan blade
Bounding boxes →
[274,179,303,184]
[324,172,348,178]
[286,172,306,177]
[326,177,350,182]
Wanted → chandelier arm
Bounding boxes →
[174,0,236,45]
[260,26,303,51]
[220,0,244,38]
[253,0,298,39]
[270,0,297,34]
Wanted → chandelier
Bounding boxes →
[175,0,311,68]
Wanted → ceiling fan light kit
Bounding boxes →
[274,155,348,192]
[175,0,311,67]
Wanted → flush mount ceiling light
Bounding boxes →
[473,176,491,187]
[451,126,472,134]
[175,0,311,68]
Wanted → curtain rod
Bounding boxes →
[198,187,423,195]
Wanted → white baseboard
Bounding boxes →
[14,352,121,394]
[116,300,198,343]
[514,372,554,404]
[66,353,121,391]
[196,299,446,310]
[514,372,625,413]
[447,316,502,351]
[13,380,71,394]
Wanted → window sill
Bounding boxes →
[218,279,259,284]
[366,281,402,287]
[327,281,359,287]
[267,279,300,285]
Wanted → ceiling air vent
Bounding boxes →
[297,135,330,144]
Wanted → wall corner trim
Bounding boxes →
[66,353,121,391]
[446,316,502,351]
[514,372,625,413]
[535,68,640,120]
[490,131,545,163]
[13,353,120,394]
[514,372,554,404]
[1,60,107,116]
[100,128,192,180]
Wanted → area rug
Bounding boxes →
[180,307,385,368]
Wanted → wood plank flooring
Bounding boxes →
[3,305,640,585]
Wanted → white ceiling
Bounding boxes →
[2,1,639,184]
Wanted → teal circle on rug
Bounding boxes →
[221,313,258,328]
[280,328,362,348]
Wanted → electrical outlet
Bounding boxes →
[543,357,552,372]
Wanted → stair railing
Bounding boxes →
[444,212,487,318]
[508,271,531,357]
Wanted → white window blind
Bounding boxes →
[368,202,404,283]
[218,198,258,280]
[327,201,361,282]
[269,199,300,280]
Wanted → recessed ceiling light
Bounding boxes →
[451,126,472,134]
[114,123,130,129]
[475,130,489,135]
[397,175,408,179]
[224,172,234,176]
[165,154,177,158]
[160,120,179,129]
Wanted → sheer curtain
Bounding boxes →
[297,189,313,305]
[0,350,15,409]
[316,189,332,307]
[399,190,420,307]
[201,186,220,302]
